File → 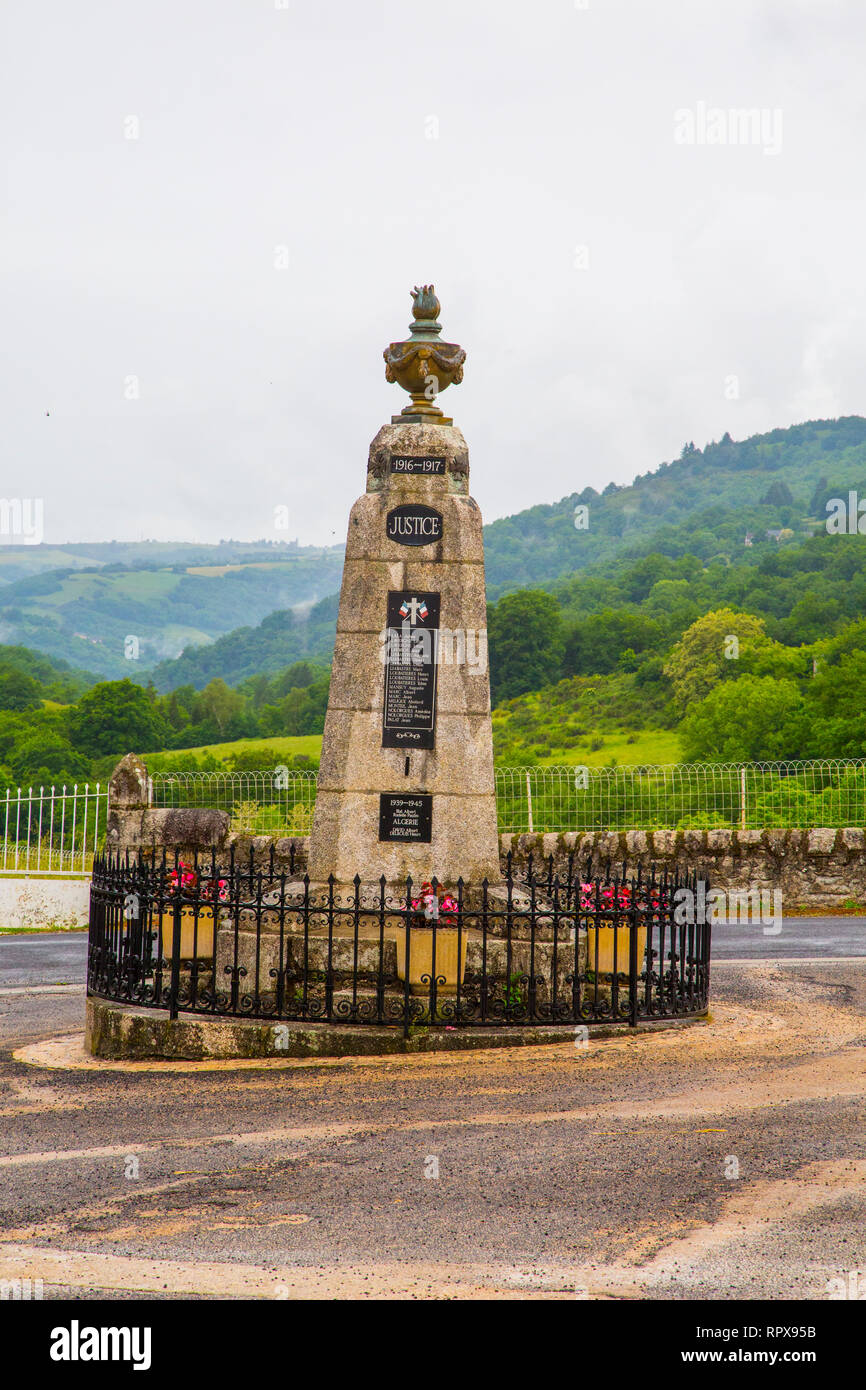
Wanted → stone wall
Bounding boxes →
[104,754,307,874]
[501,828,866,910]
[104,757,866,909]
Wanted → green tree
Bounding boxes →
[663,609,773,713]
[680,676,809,762]
[563,610,662,676]
[5,731,91,787]
[488,590,565,704]
[0,669,41,712]
[67,680,167,758]
[199,678,244,736]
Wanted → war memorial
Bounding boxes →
[85,290,710,1059]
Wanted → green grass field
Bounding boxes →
[144,727,679,771]
[146,734,324,762]
[537,728,682,768]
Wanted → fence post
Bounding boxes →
[628,900,639,1027]
[740,767,747,831]
[169,899,182,1021]
[526,771,534,834]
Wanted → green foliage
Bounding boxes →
[67,680,168,759]
[3,729,91,788]
[662,609,774,713]
[679,677,810,762]
[564,610,663,676]
[487,590,565,703]
[483,416,866,600]
[151,598,338,692]
[0,669,41,711]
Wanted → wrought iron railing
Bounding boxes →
[149,759,866,835]
[87,848,710,1032]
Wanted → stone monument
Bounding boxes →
[307,286,500,888]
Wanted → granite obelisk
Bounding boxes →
[307,287,499,886]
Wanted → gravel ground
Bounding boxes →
[1,955,865,1300]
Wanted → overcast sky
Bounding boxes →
[3,0,865,547]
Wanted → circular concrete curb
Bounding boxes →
[80,996,709,1064]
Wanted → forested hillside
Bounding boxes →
[483,415,866,597]
[6,415,866,785]
[0,543,344,677]
[6,418,866,680]
[149,596,339,691]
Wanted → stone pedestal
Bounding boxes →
[307,421,500,886]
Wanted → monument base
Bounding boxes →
[85,996,708,1061]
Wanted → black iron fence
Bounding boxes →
[87,848,711,1033]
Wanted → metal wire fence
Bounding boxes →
[495,761,866,833]
[150,760,866,835]
[150,770,318,835]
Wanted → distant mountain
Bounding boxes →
[0,643,100,701]
[0,538,337,579]
[482,416,866,599]
[0,544,344,677]
[150,595,340,691]
[6,417,866,683]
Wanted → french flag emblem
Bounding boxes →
[399,599,428,621]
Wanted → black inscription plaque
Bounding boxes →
[382,590,440,749]
[389,454,446,475]
[385,503,443,546]
[379,793,433,843]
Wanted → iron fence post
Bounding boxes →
[628,899,639,1028]
[169,898,181,1021]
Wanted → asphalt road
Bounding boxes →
[711,915,866,958]
[0,933,87,988]
[1,931,865,1300]
[1,918,865,997]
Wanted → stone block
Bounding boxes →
[597,832,623,863]
[683,830,706,856]
[541,833,561,862]
[841,828,865,851]
[807,828,837,855]
[109,753,150,809]
[105,807,229,854]
[366,423,469,492]
[577,834,597,865]
[650,830,677,858]
[343,491,485,567]
[307,789,500,886]
[737,830,763,849]
[316,709,495,796]
[706,830,733,853]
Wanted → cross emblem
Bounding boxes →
[398,596,429,624]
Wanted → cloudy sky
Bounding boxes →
[3,0,865,547]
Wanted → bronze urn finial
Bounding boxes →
[384,284,466,426]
